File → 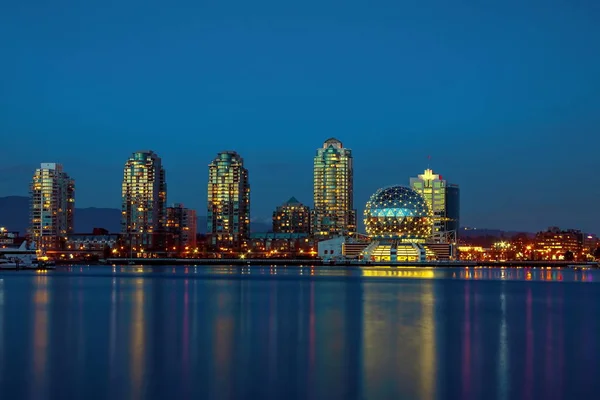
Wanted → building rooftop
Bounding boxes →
[283,196,303,206]
[323,137,343,148]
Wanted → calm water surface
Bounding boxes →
[0,265,599,400]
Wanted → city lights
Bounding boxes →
[8,137,599,265]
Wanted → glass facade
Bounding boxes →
[29,163,75,251]
[272,197,310,234]
[121,151,167,251]
[312,138,356,238]
[207,151,250,249]
[410,169,460,243]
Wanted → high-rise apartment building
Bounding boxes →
[312,138,356,238]
[409,169,460,243]
[166,203,197,252]
[29,163,75,251]
[207,151,250,249]
[272,197,310,234]
[121,151,167,252]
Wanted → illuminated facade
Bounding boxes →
[248,232,312,256]
[272,197,310,234]
[534,227,584,260]
[207,151,250,249]
[364,186,432,241]
[166,203,197,253]
[121,151,167,252]
[410,169,460,243]
[29,163,75,251]
[362,186,432,262]
[65,233,119,260]
[312,138,356,238]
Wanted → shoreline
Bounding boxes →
[95,258,600,268]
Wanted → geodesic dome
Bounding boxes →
[363,186,432,240]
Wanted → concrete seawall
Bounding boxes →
[104,258,599,268]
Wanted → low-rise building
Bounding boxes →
[534,227,584,261]
[248,232,313,257]
[59,231,120,260]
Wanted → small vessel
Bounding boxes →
[0,258,19,270]
[0,241,40,269]
[0,241,59,270]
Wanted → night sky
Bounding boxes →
[1,0,599,233]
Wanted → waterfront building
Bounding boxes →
[121,151,167,253]
[66,232,119,258]
[272,197,310,234]
[207,151,250,250]
[362,185,432,262]
[534,227,584,260]
[0,228,22,247]
[312,138,356,238]
[166,203,197,255]
[248,232,312,257]
[409,169,460,244]
[29,163,75,251]
[583,233,599,258]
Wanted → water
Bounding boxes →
[0,265,599,400]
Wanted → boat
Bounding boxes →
[0,258,19,270]
[0,240,45,269]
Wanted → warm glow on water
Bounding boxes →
[0,265,599,399]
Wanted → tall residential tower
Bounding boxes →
[207,151,250,249]
[312,138,356,238]
[29,163,75,251]
[409,169,460,243]
[121,151,167,252]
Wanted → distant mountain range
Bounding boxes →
[1,196,536,237]
[460,227,534,238]
[0,196,271,235]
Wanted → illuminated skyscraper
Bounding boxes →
[312,138,356,238]
[272,197,310,234]
[121,151,167,252]
[409,169,460,243]
[207,151,250,249]
[29,163,75,251]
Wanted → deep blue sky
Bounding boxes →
[1,0,599,233]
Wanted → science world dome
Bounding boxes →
[363,185,432,240]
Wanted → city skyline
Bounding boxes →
[2,142,597,235]
[1,2,599,396]
[2,1,599,233]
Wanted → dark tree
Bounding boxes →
[564,250,575,261]
[103,244,111,260]
[594,247,600,260]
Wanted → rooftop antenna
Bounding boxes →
[427,155,431,169]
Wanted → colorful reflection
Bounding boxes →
[32,275,49,397]
[130,278,146,399]
[362,268,435,279]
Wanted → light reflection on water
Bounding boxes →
[52,264,599,283]
[0,266,599,399]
